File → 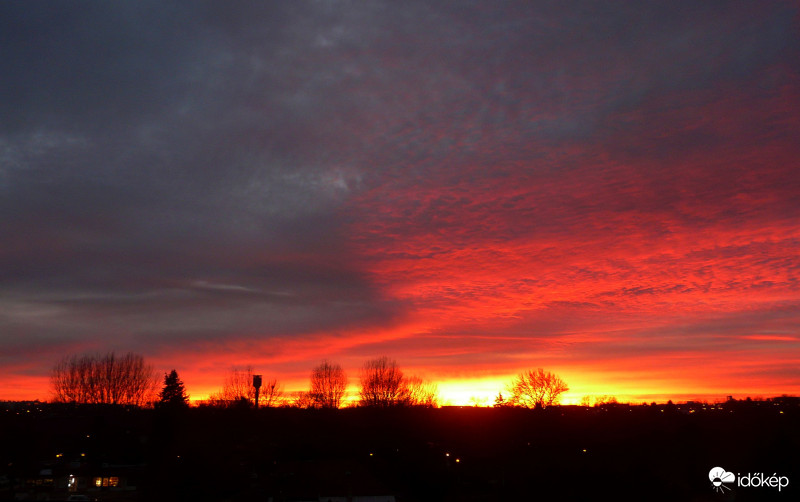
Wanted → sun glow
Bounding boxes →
[436,378,508,406]
[435,376,626,407]
[184,373,755,408]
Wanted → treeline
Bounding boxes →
[49,351,569,410]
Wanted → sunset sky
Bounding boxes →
[2,1,799,405]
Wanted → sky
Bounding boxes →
[1,0,799,405]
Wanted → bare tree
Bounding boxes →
[285,390,315,408]
[51,352,158,406]
[208,366,251,406]
[580,394,617,407]
[309,360,347,408]
[358,357,439,407]
[209,366,282,408]
[404,375,439,408]
[359,356,406,407]
[508,368,568,409]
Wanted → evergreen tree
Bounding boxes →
[159,369,189,407]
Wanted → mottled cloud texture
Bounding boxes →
[2,1,799,402]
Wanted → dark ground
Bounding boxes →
[1,401,798,501]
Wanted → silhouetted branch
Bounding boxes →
[508,368,568,409]
[51,352,158,406]
[309,360,347,408]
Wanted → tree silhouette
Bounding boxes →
[158,369,189,408]
[358,357,439,407]
[359,356,406,407]
[309,360,347,408]
[286,390,315,408]
[51,351,158,406]
[508,368,568,409]
[259,378,283,407]
[209,366,282,407]
[404,375,439,408]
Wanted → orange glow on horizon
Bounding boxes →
[5,368,797,407]
[3,316,799,405]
